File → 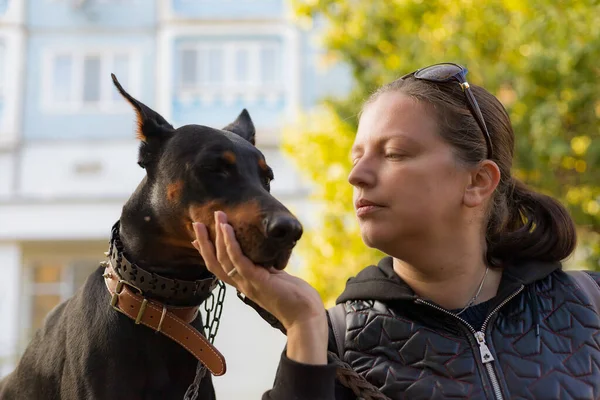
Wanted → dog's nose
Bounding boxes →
[265,215,303,244]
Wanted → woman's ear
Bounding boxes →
[463,160,501,208]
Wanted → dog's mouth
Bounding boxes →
[253,248,293,270]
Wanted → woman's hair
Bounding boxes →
[363,76,577,266]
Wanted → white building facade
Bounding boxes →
[0,0,351,398]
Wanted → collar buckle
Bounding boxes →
[110,278,143,309]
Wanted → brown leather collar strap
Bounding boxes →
[103,262,227,376]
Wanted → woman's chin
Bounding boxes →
[360,228,393,251]
[360,226,416,256]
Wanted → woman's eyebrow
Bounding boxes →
[350,131,422,157]
[379,132,422,147]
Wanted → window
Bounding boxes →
[52,54,73,103]
[260,46,280,85]
[0,41,5,131]
[181,49,197,87]
[43,49,139,113]
[94,0,135,3]
[83,56,101,103]
[234,48,250,83]
[0,41,5,100]
[23,259,99,340]
[178,41,284,104]
[111,53,130,102]
[51,0,135,4]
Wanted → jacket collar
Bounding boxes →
[336,256,562,305]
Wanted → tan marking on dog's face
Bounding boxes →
[188,200,263,249]
[222,151,236,165]
[258,158,268,172]
[186,200,298,269]
[167,181,184,203]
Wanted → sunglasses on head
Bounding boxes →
[401,62,493,159]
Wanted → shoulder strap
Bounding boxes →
[327,303,347,359]
[569,270,600,314]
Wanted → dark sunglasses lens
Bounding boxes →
[414,64,463,81]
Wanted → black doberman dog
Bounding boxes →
[0,75,302,400]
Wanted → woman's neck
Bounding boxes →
[392,252,503,311]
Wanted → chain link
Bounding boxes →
[183,279,226,400]
[182,361,207,400]
[204,280,226,344]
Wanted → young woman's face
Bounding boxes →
[349,92,473,255]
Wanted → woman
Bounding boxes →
[192,63,600,399]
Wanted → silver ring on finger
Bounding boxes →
[227,268,238,278]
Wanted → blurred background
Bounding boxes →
[0,0,598,399]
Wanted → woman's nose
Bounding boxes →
[348,158,376,188]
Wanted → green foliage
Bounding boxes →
[284,0,600,303]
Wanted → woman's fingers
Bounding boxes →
[194,212,326,332]
[192,222,216,265]
[192,221,236,286]
[221,223,255,279]
[194,211,269,300]
[213,212,235,272]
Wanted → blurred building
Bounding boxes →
[0,0,351,398]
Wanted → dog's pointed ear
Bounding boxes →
[223,109,256,145]
[112,73,174,169]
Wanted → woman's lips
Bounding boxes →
[355,199,384,217]
[356,205,384,217]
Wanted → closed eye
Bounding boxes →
[262,168,274,190]
[385,152,408,160]
[198,160,233,177]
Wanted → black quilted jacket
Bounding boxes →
[262,257,600,400]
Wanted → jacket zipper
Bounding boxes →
[415,285,524,400]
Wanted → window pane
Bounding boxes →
[181,49,197,87]
[0,42,5,94]
[112,54,129,101]
[260,47,281,85]
[234,48,249,83]
[207,48,223,84]
[31,294,61,332]
[83,56,101,103]
[197,48,207,84]
[33,264,63,283]
[53,55,72,102]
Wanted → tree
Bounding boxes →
[282,0,600,304]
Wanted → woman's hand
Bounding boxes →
[192,211,328,365]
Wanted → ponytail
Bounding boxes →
[486,178,577,265]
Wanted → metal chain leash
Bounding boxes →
[204,280,226,344]
[183,361,207,400]
[183,280,226,400]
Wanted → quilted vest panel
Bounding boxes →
[342,272,600,400]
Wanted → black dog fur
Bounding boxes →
[0,75,302,400]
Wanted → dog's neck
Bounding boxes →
[120,224,201,274]
[117,191,208,282]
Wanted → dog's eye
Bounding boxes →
[199,163,230,177]
[262,175,273,190]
